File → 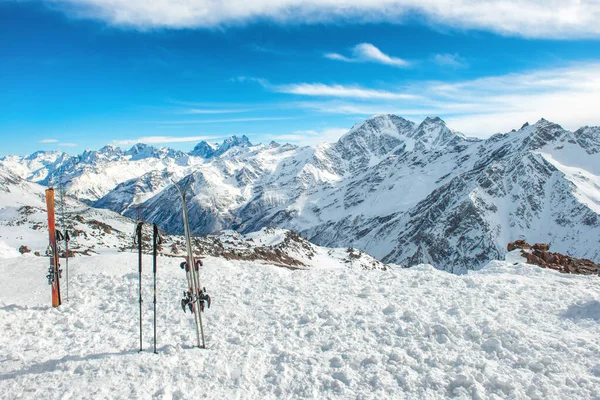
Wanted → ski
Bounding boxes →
[172,179,210,348]
[45,188,62,307]
[152,223,162,354]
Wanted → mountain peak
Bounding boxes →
[190,135,253,158]
[189,141,218,158]
[347,114,414,139]
[96,145,124,158]
[213,135,253,157]
[409,116,466,148]
[99,144,121,152]
[25,150,66,161]
[526,118,563,131]
[125,143,168,160]
[79,144,123,164]
[519,118,568,150]
[222,134,252,147]
[421,116,446,125]
[125,143,151,154]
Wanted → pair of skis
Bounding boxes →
[135,222,162,353]
[45,188,71,307]
[46,189,62,307]
[172,179,211,349]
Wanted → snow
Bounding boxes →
[245,227,287,246]
[539,150,600,214]
[504,249,527,264]
[0,240,20,258]
[1,253,599,399]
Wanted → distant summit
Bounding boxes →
[190,135,252,158]
[189,141,218,158]
[213,135,252,157]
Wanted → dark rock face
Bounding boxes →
[507,240,600,275]
[189,141,217,158]
[95,169,174,214]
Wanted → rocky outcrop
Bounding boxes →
[18,245,31,254]
[507,240,600,275]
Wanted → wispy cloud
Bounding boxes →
[179,108,254,115]
[236,76,415,100]
[39,139,59,143]
[112,135,219,146]
[44,1,600,39]
[273,83,415,100]
[293,63,600,137]
[325,43,409,67]
[298,101,438,116]
[151,117,294,125]
[433,53,467,68]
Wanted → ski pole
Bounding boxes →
[65,231,70,302]
[136,222,143,352]
[152,224,161,354]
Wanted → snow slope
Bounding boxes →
[1,253,599,399]
[0,166,138,255]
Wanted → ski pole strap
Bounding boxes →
[65,231,70,242]
[153,224,163,245]
[56,230,65,241]
[134,223,143,245]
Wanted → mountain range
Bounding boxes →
[2,115,599,272]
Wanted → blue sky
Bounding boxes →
[1,1,599,156]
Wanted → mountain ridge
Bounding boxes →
[3,115,600,272]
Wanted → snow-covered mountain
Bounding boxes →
[3,115,600,272]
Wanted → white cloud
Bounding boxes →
[293,63,600,137]
[39,139,59,143]
[299,101,438,116]
[325,43,409,67]
[112,135,219,146]
[433,53,467,68]
[323,53,353,62]
[46,0,600,38]
[269,128,348,146]
[237,77,415,100]
[273,83,415,100]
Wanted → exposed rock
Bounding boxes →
[87,219,115,234]
[60,249,76,258]
[18,245,31,254]
[507,240,531,252]
[507,240,599,275]
[532,243,550,252]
